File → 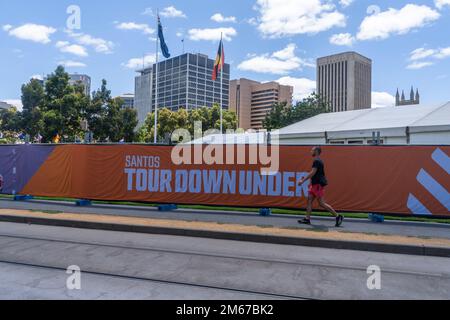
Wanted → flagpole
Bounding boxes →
[220,33,223,134]
[154,10,159,144]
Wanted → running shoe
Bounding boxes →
[336,215,344,227]
[298,218,311,225]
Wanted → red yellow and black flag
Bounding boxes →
[212,36,225,81]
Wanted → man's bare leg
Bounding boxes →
[306,195,316,220]
[299,195,316,225]
[318,198,338,217]
[318,198,344,227]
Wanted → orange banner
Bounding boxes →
[20,145,450,216]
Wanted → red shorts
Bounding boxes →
[309,184,325,198]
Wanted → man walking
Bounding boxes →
[298,147,344,227]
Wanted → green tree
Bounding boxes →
[137,108,176,143]
[86,79,111,141]
[263,94,330,131]
[86,80,138,142]
[120,106,138,142]
[136,112,155,143]
[45,66,71,102]
[137,105,237,144]
[11,67,137,144]
[43,66,88,141]
[0,107,21,133]
[20,78,45,139]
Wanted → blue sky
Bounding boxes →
[1,0,450,110]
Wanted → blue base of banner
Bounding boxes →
[13,195,34,201]
[158,204,178,212]
[259,208,272,216]
[76,199,92,207]
[369,213,385,223]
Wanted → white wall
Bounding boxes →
[279,137,326,145]
[410,131,450,145]
[276,131,450,145]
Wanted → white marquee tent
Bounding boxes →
[190,102,450,145]
[278,102,450,145]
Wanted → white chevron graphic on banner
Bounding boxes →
[408,148,450,215]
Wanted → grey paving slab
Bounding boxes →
[0,222,449,300]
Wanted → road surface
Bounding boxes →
[0,221,449,300]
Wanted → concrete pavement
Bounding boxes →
[0,222,449,300]
[0,262,277,300]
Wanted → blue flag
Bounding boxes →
[158,16,171,59]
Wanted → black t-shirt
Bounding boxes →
[311,159,326,186]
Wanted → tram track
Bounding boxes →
[0,233,448,279]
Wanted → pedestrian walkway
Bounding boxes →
[0,198,449,240]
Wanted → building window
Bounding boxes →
[348,140,364,145]
[367,140,384,145]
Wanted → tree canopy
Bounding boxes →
[0,66,138,143]
[1,65,238,144]
[263,94,330,131]
[137,105,237,144]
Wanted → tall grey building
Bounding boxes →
[116,93,135,109]
[69,74,91,97]
[134,53,230,127]
[317,52,372,112]
[135,68,152,126]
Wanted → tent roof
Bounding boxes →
[189,102,450,144]
[279,102,450,136]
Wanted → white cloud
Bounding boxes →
[407,46,450,69]
[409,47,435,60]
[3,99,23,111]
[254,0,346,38]
[188,27,237,41]
[142,8,154,16]
[406,61,434,69]
[56,41,88,57]
[211,13,237,23]
[67,30,114,54]
[435,47,450,59]
[30,74,43,80]
[246,18,258,26]
[272,43,297,60]
[357,4,440,41]
[276,76,316,101]
[2,24,12,32]
[329,33,355,46]
[339,0,354,8]
[238,44,313,75]
[116,22,154,35]
[7,23,56,44]
[372,92,395,108]
[160,6,186,18]
[435,0,450,9]
[122,54,156,70]
[58,60,87,68]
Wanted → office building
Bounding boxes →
[69,74,91,97]
[0,101,13,110]
[396,87,420,106]
[116,93,134,109]
[135,68,153,126]
[135,53,230,127]
[230,79,293,130]
[317,52,372,112]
